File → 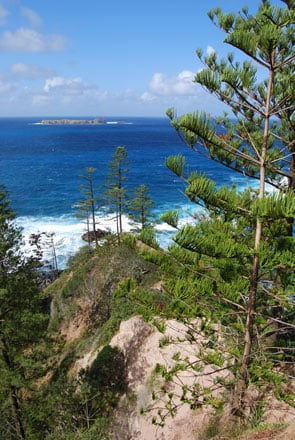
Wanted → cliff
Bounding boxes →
[43,239,295,439]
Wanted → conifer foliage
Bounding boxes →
[0,187,48,439]
[165,0,295,416]
[130,184,155,231]
[104,146,130,239]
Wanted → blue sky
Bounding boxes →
[0,0,282,117]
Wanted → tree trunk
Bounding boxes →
[231,254,259,415]
[231,64,274,415]
[287,152,295,235]
[90,194,98,248]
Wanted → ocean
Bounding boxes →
[0,116,250,269]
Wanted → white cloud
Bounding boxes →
[0,27,65,52]
[117,88,137,99]
[0,68,225,117]
[148,70,196,97]
[10,62,53,79]
[32,94,51,106]
[0,80,13,94]
[0,6,9,25]
[42,75,109,102]
[206,45,216,56]
[140,91,156,103]
[44,76,83,94]
[21,7,42,28]
[22,76,110,113]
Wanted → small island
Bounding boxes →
[40,118,106,125]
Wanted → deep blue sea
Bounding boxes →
[0,116,250,268]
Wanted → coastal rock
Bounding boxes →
[82,229,110,242]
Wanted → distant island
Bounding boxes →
[40,118,106,125]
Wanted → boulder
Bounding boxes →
[82,229,110,242]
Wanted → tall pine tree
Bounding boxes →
[130,184,155,231]
[104,146,130,240]
[165,0,295,416]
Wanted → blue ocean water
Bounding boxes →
[0,116,250,268]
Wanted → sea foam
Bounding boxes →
[16,211,153,270]
[15,205,198,270]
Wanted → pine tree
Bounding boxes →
[167,0,295,207]
[165,0,295,416]
[75,199,92,246]
[130,184,155,231]
[104,146,130,240]
[0,187,48,439]
[79,167,101,247]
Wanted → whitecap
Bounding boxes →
[16,215,85,270]
[15,212,139,270]
[14,202,203,270]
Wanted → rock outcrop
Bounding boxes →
[81,228,110,243]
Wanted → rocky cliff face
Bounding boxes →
[74,315,295,439]
[110,316,216,440]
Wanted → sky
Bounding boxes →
[0,0,283,117]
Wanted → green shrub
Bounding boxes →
[137,227,159,248]
[122,233,136,249]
